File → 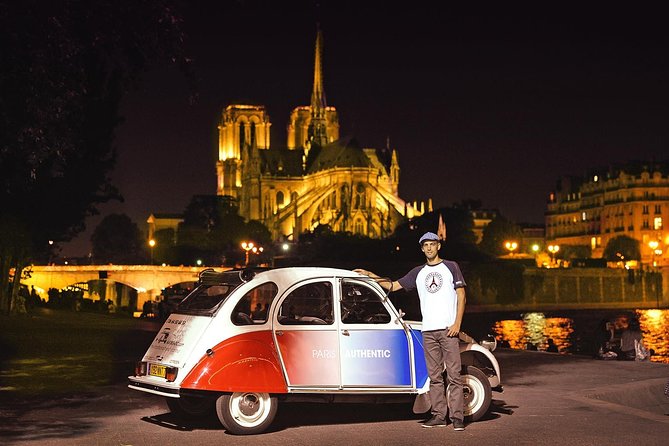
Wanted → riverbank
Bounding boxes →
[1,346,667,445]
[0,308,160,398]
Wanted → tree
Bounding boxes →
[558,244,591,260]
[175,195,273,266]
[389,207,482,263]
[153,228,178,265]
[479,215,524,256]
[0,0,191,313]
[91,214,143,264]
[603,236,641,262]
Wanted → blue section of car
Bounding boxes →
[410,329,429,388]
[340,330,412,386]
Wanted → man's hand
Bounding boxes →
[447,322,461,337]
[353,269,400,292]
[353,268,377,279]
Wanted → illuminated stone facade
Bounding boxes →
[215,29,427,240]
[546,161,669,265]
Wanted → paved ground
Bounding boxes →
[1,349,668,446]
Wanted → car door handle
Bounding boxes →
[276,330,283,336]
[341,330,350,336]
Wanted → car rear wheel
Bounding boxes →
[216,392,277,435]
[461,365,492,422]
[166,395,215,419]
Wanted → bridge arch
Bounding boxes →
[22,265,229,312]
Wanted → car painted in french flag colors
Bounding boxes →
[128,267,502,435]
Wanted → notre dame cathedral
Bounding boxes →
[215,28,429,241]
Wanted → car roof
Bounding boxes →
[252,267,363,283]
[197,266,366,288]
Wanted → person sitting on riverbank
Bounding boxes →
[595,318,618,360]
[620,317,650,361]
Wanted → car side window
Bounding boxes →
[341,281,391,324]
[231,282,278,326]
[278,281,333,325]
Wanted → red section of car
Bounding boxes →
[180,331,287,393]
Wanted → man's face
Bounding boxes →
[420,240,440,259]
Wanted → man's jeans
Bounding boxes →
[422,329,464,421]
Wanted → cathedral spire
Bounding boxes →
[308,24,329,148]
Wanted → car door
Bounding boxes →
[338,278,413,388]
[273,278,339,388]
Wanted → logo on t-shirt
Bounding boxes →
[424,272,443,293]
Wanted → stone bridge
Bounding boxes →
[22,265,229,311]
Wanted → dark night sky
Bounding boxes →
[62,1,669,256]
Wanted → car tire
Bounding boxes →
[215,392,278,435]
[461,365,492,422]
[166,395,215,419]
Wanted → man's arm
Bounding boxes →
[353,269,403,292]
[447,287,466,336]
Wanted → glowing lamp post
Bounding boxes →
[148,239,156,265]
[241,241,254,266]
[504,241,518,256]
[648,240,662,307]
[649,240,659,267]
[547,244,560,267]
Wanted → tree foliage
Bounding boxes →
[173,195,272,266]
[0,0,191,313]
[91,214,144,264]
[479,215,523,256]
[603,235,641,261]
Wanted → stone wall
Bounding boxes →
[466,266,667,312]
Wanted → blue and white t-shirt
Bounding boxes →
[397,260,466,331]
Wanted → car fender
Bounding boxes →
[416,342,501,393]
[180,330,287,393]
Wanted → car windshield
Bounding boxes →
[176,282,241,315]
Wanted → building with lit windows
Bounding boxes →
[215,28,427,241]
[545,161,669,266]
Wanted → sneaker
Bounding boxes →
[453,419,465,431]
[422,416,448,428]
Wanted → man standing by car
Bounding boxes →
[355,231,467,431]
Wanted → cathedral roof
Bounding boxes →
[258,149,304,177]
[256,138,376,177]
[305,138,372,174]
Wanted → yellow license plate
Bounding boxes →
[149,363,166,378]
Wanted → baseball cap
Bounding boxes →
[419,232,440,245]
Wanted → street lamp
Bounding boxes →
[648,240,662,308]
[241,241,254,266]
[148,239,156,265]
[547,244,560,267]
[649,240,659,267]
[504,241,518,256]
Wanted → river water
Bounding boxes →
[461,308,669,364]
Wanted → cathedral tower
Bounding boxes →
[216,105,271,197]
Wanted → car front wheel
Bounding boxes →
[461,365,492,422]
[215,392,278,435]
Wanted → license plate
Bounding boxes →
[149,363,166,378]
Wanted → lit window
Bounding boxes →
[654,217,663,230]
[582,212,587,221]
